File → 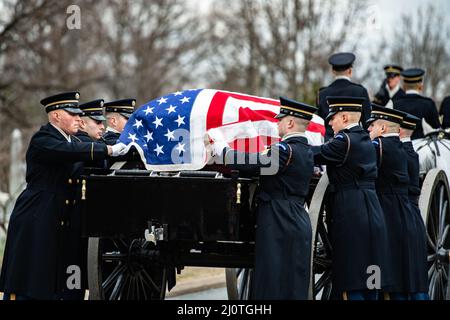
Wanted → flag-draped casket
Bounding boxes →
[119,89,325,171]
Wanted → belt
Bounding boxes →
[328,181,375,193]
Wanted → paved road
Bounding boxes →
[167,286,228,300]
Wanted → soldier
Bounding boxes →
[373,65,405,108]
[0,92,126,300]
[367,105,415,300]
[207,97,316,300]
[399,112,429,300]
[102,98,136,145]
[76,99,106,142]
[394,68,441,139]
[66,99,107,300]
[440,95,450,129]
[317,52,371,141]
[312,96,391,300]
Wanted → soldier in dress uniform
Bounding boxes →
[312,96,391,300]
[102,98,136,145]
[207,97,316,300]
[0,92,126,300]
[65,99,107,300]
[373,65,405,108]
[367,105,416,300]
[76,99,106,142]
[394,68,440,139]
[316,52,371,141]
[399,112,429,300]
[440,95,450,129]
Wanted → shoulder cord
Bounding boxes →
[337,132,351,167]
[281,144,293,172]
[379,138,383,167]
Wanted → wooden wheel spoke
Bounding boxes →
[321,281,333,300]
[314,270,330,292]
[238,269,249,300]
[318,222,333,254]
[102,252,127,261]
[428,263,436,281]
[142,268,163,294]
[438,194,447,238]
[439,225,450,248]
[109,273,125,300]
[137,273,149,301]
[428,233,437,251]
[103,263,127,292]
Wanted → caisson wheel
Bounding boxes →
[87,237,167,300]
[419,169,450,300]
[308,173,333,300]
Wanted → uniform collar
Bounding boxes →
[282,132,306,141]
[406,89,421,96]
[401,137,412,143]
[381,133,399,138]
[50,123,71,142]
[334,75,351,82]
[344,123,359,130]
[106,127,120,134]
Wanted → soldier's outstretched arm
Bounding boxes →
[222,142,290,176]
[30,131,108,164]
[312,134,348,165]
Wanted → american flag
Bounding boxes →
[119,89,325,171]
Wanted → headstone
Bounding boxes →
[7,129,26,220]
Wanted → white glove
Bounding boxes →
[111,143,127,157]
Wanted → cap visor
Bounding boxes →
[120,112,131,119]
[326,112,337,121]
[63,107,83,115]
[275,113,287,119]
[90,115,106,121]
[366,117,376,125]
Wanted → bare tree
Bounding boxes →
[205,0,368,103]
[0,0,209,192]
[96,0,209,104]
[389,4,450,101]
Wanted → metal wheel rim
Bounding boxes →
[309,173,333,300]
[225,268,254,300]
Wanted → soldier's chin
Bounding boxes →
[70,126,79,135]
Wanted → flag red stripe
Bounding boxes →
[307,121,326,136]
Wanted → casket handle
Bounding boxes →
[236,183,241,204]
[81,179,87,200]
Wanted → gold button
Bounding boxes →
[73,200,76,205]
[61,221,64,226]
[68,179,73,184]
[65,200,69,205]
[76,179,80,184]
